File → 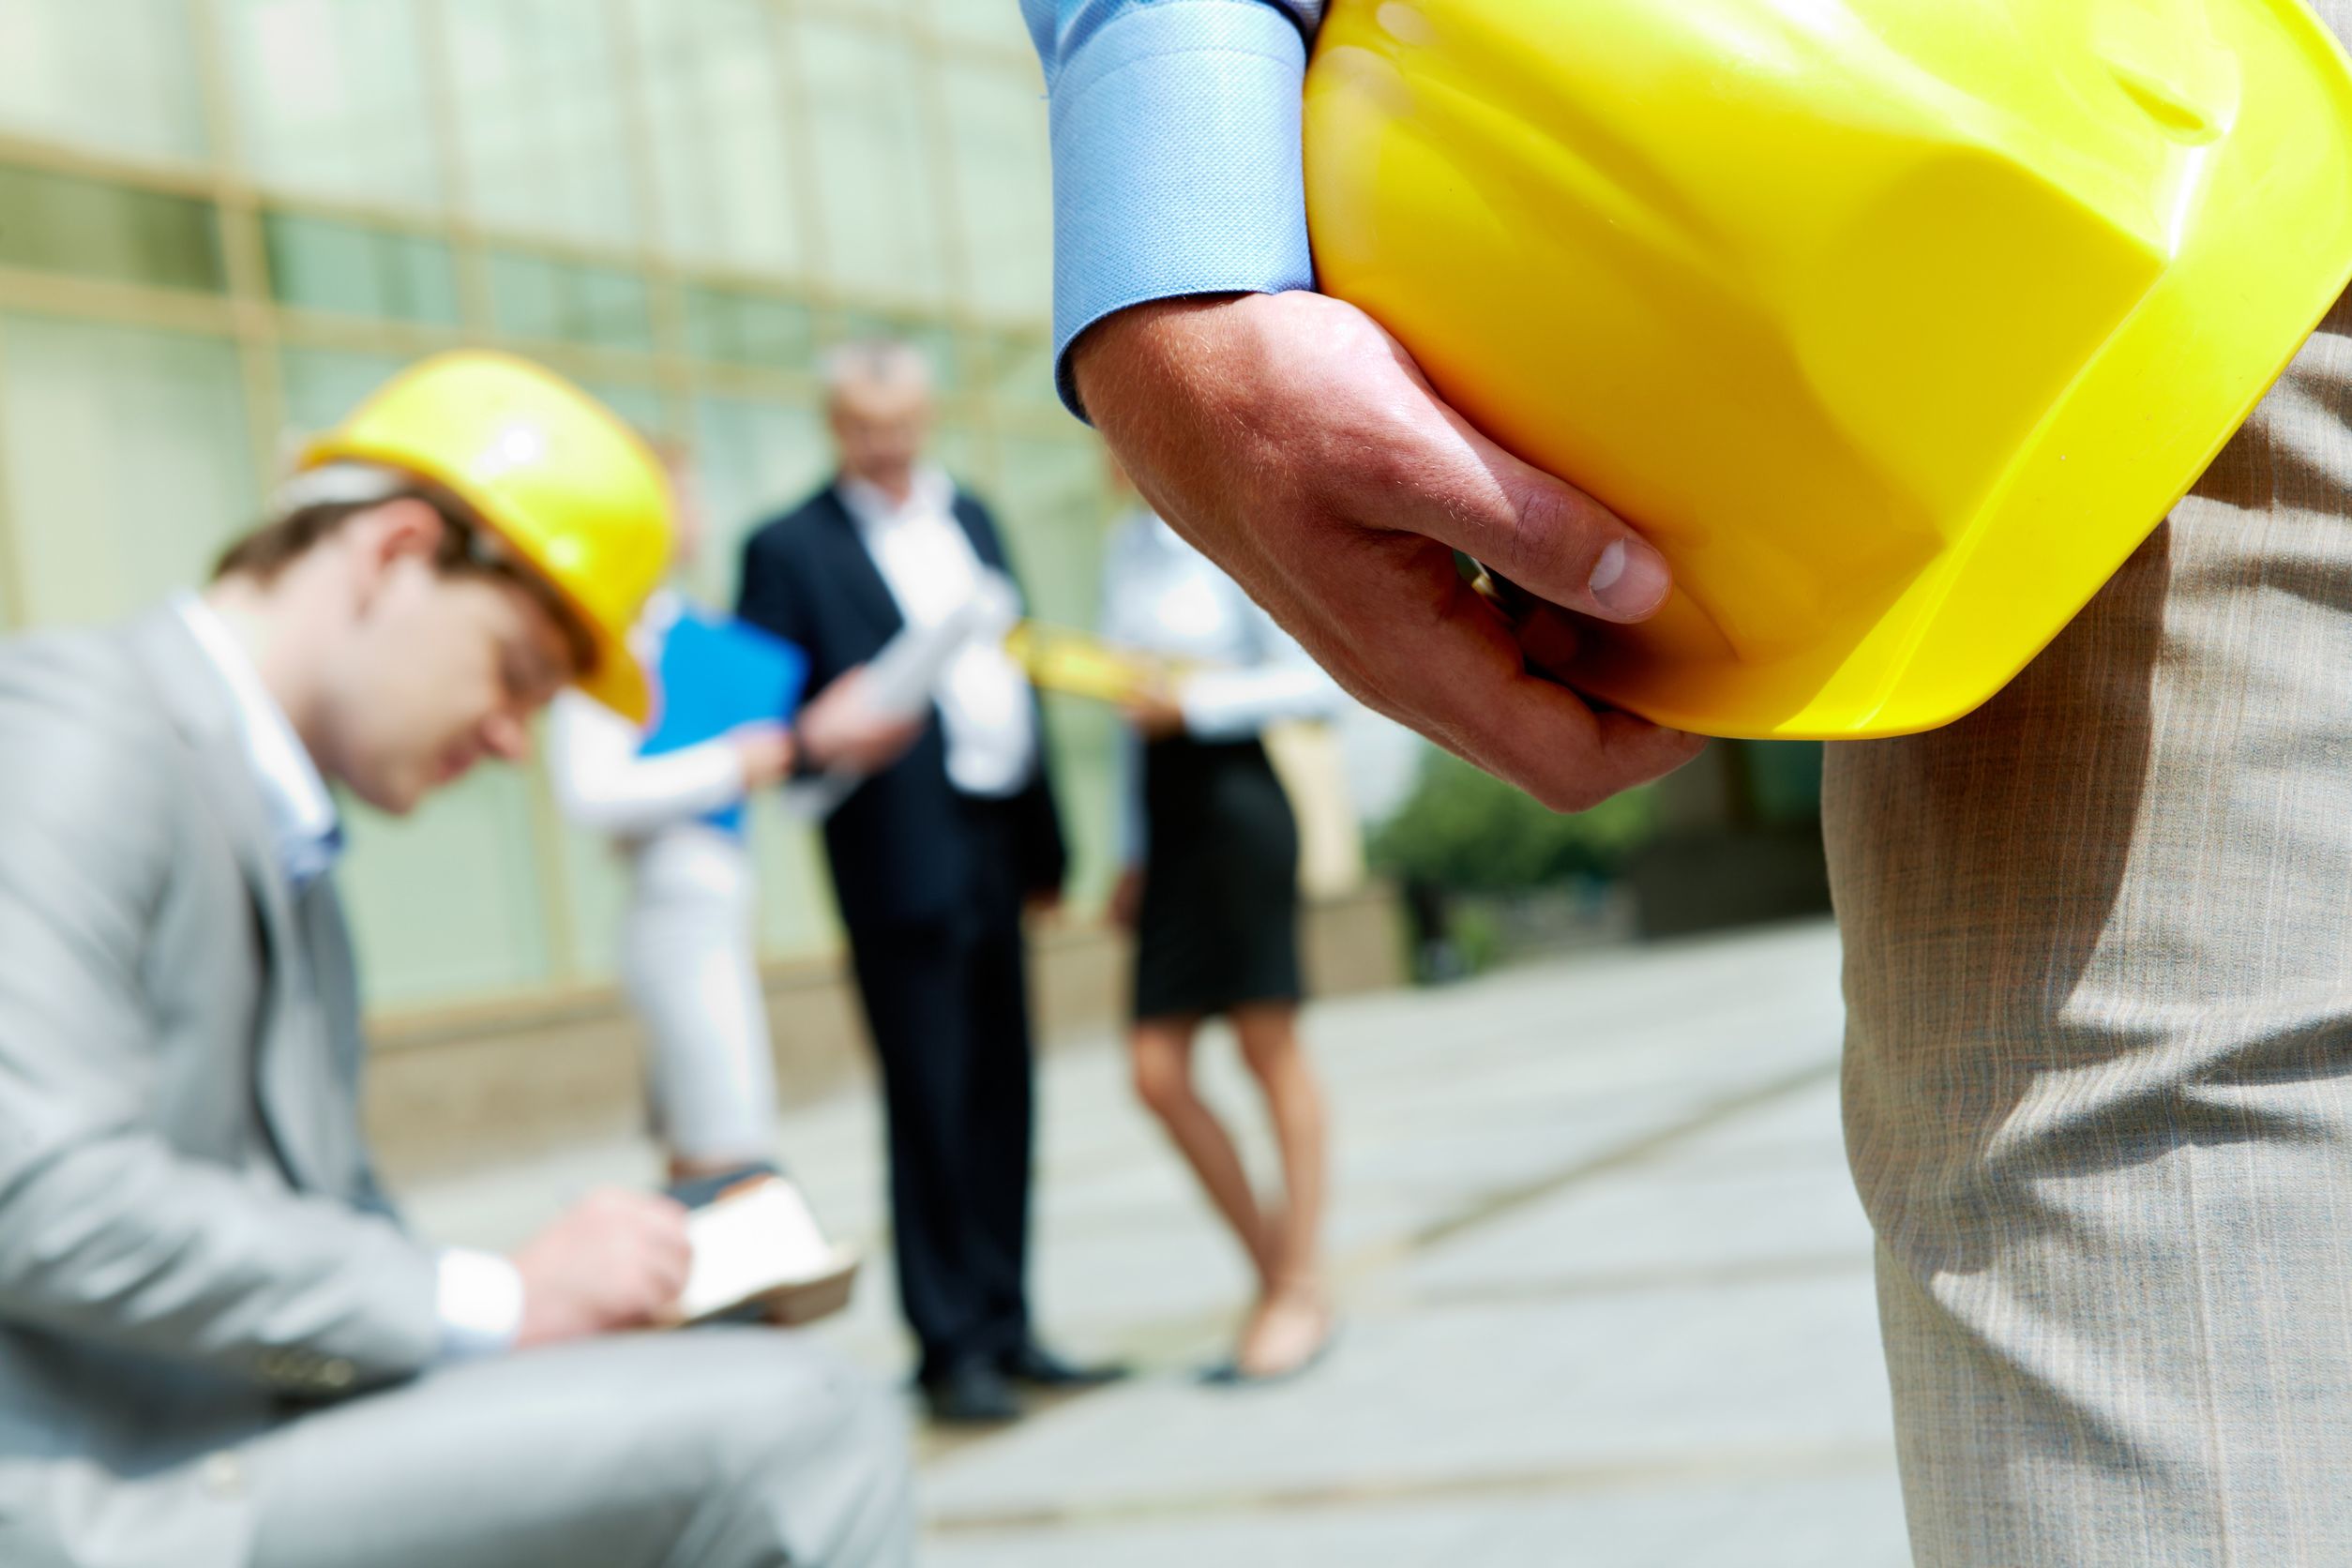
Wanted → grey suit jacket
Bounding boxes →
[0,608,440,1564]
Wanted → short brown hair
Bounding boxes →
[212,488,598,673]
[214,487,475,584]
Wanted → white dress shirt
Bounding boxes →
[174,594,343,893]
[174,594,523,1359]
[838,466,1037,798]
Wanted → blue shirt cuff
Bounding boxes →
[1047,2,1316,419]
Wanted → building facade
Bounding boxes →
[0,0,1124,1012]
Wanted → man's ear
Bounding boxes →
[344,497,447,608]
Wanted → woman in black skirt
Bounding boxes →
[1101,477,1345,1382]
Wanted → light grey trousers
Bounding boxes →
[623,825,784,1167]
[1828,261,2352,1559]
[227,1330,913,1568]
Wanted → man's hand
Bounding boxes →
[795,668,926,777]
[511,1188,693,1348]
[1073,292,1707,813]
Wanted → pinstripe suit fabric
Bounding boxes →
[1829,15,2352,1550]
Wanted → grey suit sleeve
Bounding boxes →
[0,665,440,1392]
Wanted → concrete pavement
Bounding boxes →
[401,917,1912,1566]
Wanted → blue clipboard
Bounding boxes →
[641,606,811,834]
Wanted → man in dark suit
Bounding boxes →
[737,341,1120,1424]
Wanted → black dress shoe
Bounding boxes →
[923,1359,1023,1425]
[998,1339,1131,1389]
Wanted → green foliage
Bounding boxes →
[1443,900,1504,973]
[1743,740,1826,827]
[1369,750,1660,894]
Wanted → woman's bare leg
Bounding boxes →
[1129,1017,1277,1283]
[1232,1002,1333,1376]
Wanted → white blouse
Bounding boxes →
[1098,510,1344,861]
[1097,509,1343,739]
[548,591,830,845]
[549,594,747,840]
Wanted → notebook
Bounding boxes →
[675,1175,861,1328]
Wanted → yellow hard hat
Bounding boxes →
[1304,0,2352,738]
[300,351,673,723]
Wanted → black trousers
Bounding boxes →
[843,800,1034,1379]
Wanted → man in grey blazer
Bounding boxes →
[1029,0,2352,1560]
[0,353,912,1568]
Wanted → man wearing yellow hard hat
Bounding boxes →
[1026,0,2352,1560]
[0,351,912,1568]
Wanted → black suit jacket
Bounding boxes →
[735,480,1066,934]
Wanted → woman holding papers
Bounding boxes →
[550,460,912,1187]
[1099,472,1348,1384]
[550,592,797,1184]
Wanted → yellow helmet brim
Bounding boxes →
[1306,0,2352,738]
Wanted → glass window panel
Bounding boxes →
[488,252,655,354]
[744,792,840,959]
[223,0,443,210]
[681,290,730,363]
[980,431,1116,903]
[575,265,657,353]
[547,793,632,980]
[923,0,1041,57]
[629,0,805,275]
[1037,689,1118,909]
[988,431,1109,629]
[0,167,225,293]
[267,218,379,317]
[687,389,836,956]
[683,286,817,372]
[690,390,837,957]
[339,766,556,1006]
[738,296,819,369]
[688,393,830,608]
[792,15,951,309]
[967,328,1057,407]
[937,61,1053,321]
[0,315,256,628]
[586,381,669,440]
[928,421,997,500]
[279,345,406,436]
[486,252,564,342]
[448,0,639,248]
[386,234,464,324]
[0,0,209,164]
[264,212,460,324]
